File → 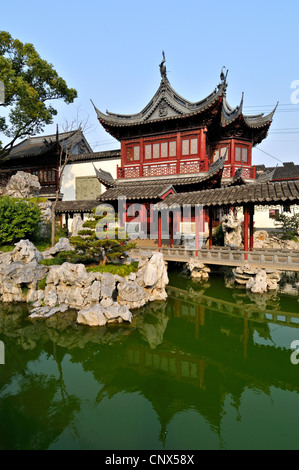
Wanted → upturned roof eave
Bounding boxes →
[91,79,227,129]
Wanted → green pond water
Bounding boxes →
[0,268,299,450]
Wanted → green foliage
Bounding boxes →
[274,213,299,240]
[37,277,47,290]
[0,244,14,252]
[0,196,42,244]
[86,262,139,277]
[28,197,48,204]
[69,210,136,266]
[213,223,224,246]
[39,250,95,266]
[0,31,77,158]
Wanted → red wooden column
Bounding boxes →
[243,205,249,259]
[208,208,213,249]
[158,211,162,251]
[249,205,254,251]
[200,127,207,168]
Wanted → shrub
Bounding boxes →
[213,223,224,246]
[86,262,138,277]
[274,213,299,240]
[0,196,42,244]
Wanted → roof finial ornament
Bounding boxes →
[159,50,167,79]
[220,66,228,83]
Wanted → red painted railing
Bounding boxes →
[117,162,256,179]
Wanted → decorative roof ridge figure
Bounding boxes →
[159,51,167,79]
[220,66,229,83]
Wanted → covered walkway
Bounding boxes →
[153,180,299,255]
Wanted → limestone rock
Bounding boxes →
[233,263,281,293]
[77,304,108,326]
[246,270,268,293]
[143,252,168,288]
[70,215,85,236]
[5,171,40,198]
[221,210,242,248]
[42,238,74,258]
[46,262,94,287]
[100,272,116,299]
[11,239,43,264]
[117,281,148,309]
[29,304,69,319]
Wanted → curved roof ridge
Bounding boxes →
[91,76,227,127]
[243,102,278,128]
[221,93,244,126]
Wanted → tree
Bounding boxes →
[70,206,136,265]
[0,196,41,244]
[274,213,299,240]
[0,31,77,159]
[51,117,91,246]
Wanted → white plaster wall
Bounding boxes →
[235,205,299,230]
[61,158,120,200]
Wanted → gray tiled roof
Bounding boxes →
[7,130,92,160]
[256,162,299,182]
[98,183,175,201]
[55,200,99,214]
[154,181,299,208]
[69,149,121,163]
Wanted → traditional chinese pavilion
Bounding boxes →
[88,55,278,245]
[92,55,277,184]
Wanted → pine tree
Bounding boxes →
[69,206,136,265]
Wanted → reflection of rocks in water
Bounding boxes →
[0,303,136,351]
[232,290,280,311]
[135,302,168,349]
[0,300,170,352]
[278,272,299,296]
[246,291,280,311]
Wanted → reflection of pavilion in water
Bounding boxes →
[99,285,299,445]
[1,288,299,448]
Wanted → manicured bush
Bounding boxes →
[69,207,136,265]
[0,196,42,244]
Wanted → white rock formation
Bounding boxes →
[233,263,281,293]
[70,215,85,236]
[0,240,169,327]
[0,240,48,303]
[5,171,41,198]
[42,237,75,258]
[221,211,242,248]
[187,258,211,280]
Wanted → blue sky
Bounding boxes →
[1,0,299,167]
